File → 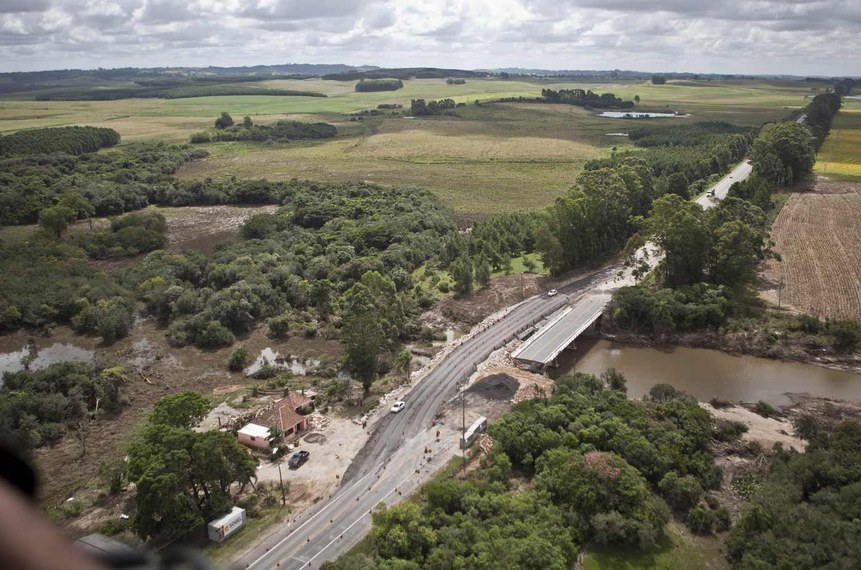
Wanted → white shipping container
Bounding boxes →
[207,506,246,543]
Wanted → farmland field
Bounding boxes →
[0,77,814,218]
[815,99,861,180]
[763,181,861,321]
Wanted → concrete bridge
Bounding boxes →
[511,293,611,368]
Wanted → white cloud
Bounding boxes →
[0,0,857,75]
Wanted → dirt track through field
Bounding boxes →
[764,181,861,320]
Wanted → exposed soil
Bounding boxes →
[430,265,601,328]
[466,373,519,401]
[703,403,805,452]
[159,205,279,255]
[760,180,861,321]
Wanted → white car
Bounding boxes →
[547,289,558,297]
[391,401,406,413]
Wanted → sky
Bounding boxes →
[0,0,858,76]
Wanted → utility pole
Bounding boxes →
[277,461,286,507]
[461,392,466,472]
[778,275,785,309]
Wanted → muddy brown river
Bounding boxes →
[553,338,861,405]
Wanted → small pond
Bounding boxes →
[598,111,690,119]
[0,343,96,382]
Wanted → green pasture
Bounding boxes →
[0,77,816,217]
[815,99,861,179]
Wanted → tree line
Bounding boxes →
[33,84,326,101]
[410,98,458,116]
[190,115,337,144]
[540,88,634,109]
[0,142,207,225]
[798,92,842,149]
[0,126,119,157]
[324,373,734,569]
[355,79,404,92]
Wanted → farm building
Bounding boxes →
[237,423,272,450]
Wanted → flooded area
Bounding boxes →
[0,343,95,379]
[598,111,690,119]
[245,347,321,376]
[553,338,861,406]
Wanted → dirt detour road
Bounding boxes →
[763,181,861,321]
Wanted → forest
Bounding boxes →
[0,126,120,157]
[605,103,847,341]
[410,98,458,116]
[32,84,326,101]
[540,88,634,109]
[726,417,861,567]
[355,79,405,92]
[190,117,337,144]
[323,373,730,570]
[0,363,127,450]
[0,141,207,224]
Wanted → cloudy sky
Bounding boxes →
[0,0,858,75]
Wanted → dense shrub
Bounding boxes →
[727,421,861,567]
[191,120,337,144]
[70,210,167,259]
[355,79,404,92]
[0,126,119,157]
[541,88,634,109]
[228,346,249,372]
[0,363,125,450]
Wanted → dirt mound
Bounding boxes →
[467,374,519,401]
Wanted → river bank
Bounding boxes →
[600,328,861,375]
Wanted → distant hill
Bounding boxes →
[0,63,380,96]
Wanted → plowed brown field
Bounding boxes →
[762,181,861,320]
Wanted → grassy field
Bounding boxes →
[815,99,861,180]
[583,521,727,570]
[0,77,814,218]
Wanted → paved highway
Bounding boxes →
[238,160,755,570]
[695,160,752,209]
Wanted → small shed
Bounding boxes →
[207,506,246,543]
[237,423,272,450]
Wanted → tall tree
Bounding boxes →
[38,205,76,239]
[340,282,385,390]
[149,391,211,428]
[751,122,815,185]
[646,194,712,287]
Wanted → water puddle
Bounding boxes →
[245,347,321,377]
[0,343,96,380]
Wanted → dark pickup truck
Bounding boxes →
[288,450,310,469]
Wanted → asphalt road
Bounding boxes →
[695,160,752,209]
[238,162,755,570]
[240,264,621,569]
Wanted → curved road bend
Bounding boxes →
[239,161,753,569]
